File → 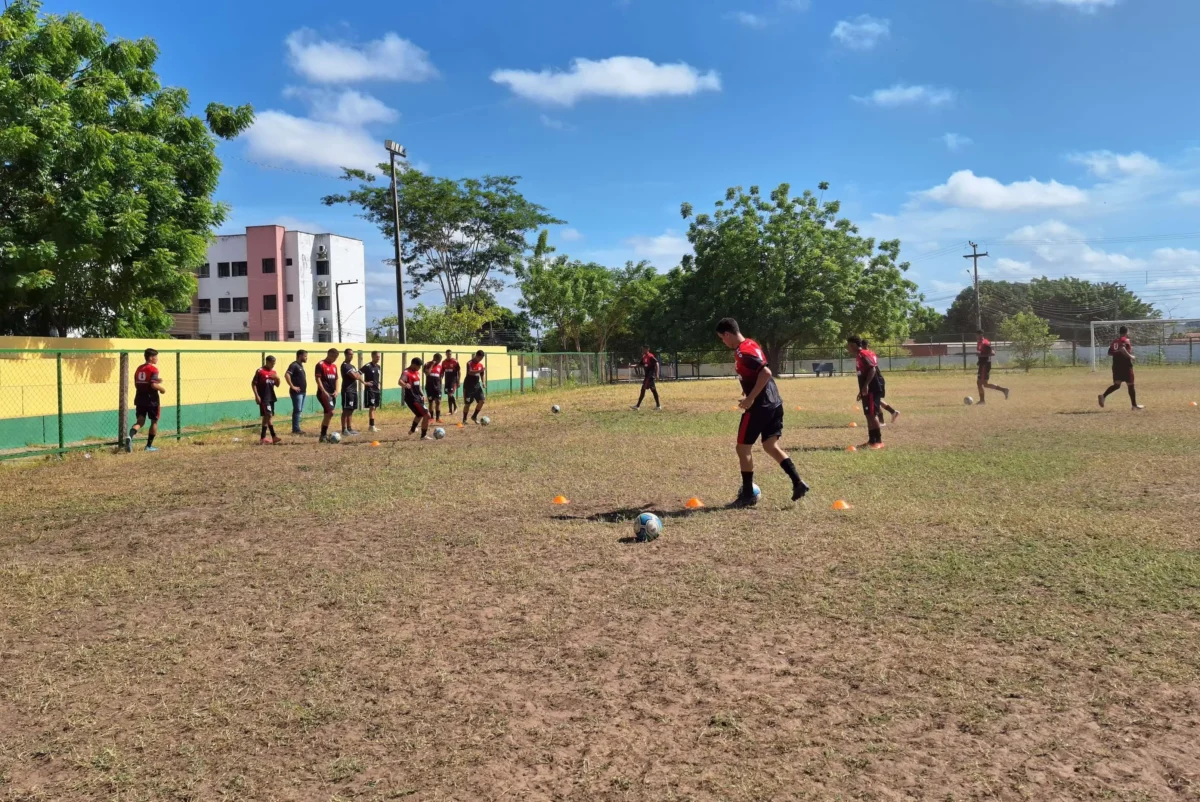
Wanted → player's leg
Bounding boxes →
[731,412,759,507]
[319,396,333,441]
[1099,379,1123,408]
[472,397,485,422]
[461,398,472,424]
[762,434,810,502]
[649,379,661,409]
[862,393,882,446]
[260,410,269,444]
[267,408,279,444]
[145,409,159,451]
[1128,381,1141,409]
[128,411,146,452]
[447,385,457,415]
[633,381,648,410]
[977,374,986,404]
[433,397,441,423]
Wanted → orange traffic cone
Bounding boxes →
[456,422,465,428]
[846,445,857,452]
[685,497,705,509]
[371,440,381,447]
[832,500,852,511]
[849,421,858,428]
[553,495,570,505]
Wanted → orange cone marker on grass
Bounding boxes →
[832,500,852,511]
[849,422,858,428]
[371,440,381,447]
[685,497,705,509]
[553,495,570,505]
[846,445,857,452]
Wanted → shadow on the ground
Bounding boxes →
[1056,410,1105,416]
[787,445,856,453]
[553,504,729,524]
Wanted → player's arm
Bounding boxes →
[739,366,772,410]
[151,373,166,394]
[652,357,660,378]
[251,376,261,404]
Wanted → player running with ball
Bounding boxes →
[400,357,433,440]
[716,318,809,506]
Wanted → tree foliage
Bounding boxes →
[673,183,918,369]
[998,311,1057,372]
[0,0,253,336]
[369,304,498,346]
[323,168,562,307]
[943,278,1158,338]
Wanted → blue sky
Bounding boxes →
[56,0,1200,321]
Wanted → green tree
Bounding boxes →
[368,305,497,345]
[322,169,562,307]
[943,278,1157,338]
[909,302,945,337]
[998,311,1057,372]
[675,183,917,369]
[0,0,253,337]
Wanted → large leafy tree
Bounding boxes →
[674,183,917,369]
[0,0,253,336]
[943,278,1158,338]
[322,168,561,307]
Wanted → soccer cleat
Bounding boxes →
[259,438,270,446]
[1003,388,1010,401]
[145,446,159,453]
[655,406,663,411]
[1133,405,1145,410]
[370,425,379,433]
[792,480,811,502]
[319,435,328,443]
[272,437,283,445]
[729,490,760,509]
[630,405,640,411]
[421,435,432,441]
[1098,393,1106,409]
[891,410,900,423]
[124,438,133,454]
[870,443,886,450]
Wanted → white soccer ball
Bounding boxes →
[752,483,762,499]
[963,396,975,406]
[480,416,491,426]
[635,512,663,542]
[328,431,342,444]
[551,405,561,414]
[433,427,446,440]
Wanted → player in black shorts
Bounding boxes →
[314,348,339,442]
[860,339,899,425]
[339,348,364,436]
[423,352,445,423]
[442,350,461,415]
[127,348,166,452]
[461,350,486,424]
[717,318,809,506]
[362,351,383,432]
[631,345,662,411]
[400,357,432,440]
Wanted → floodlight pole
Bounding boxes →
[386,140,409,344]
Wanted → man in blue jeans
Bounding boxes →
[285,349,308,434]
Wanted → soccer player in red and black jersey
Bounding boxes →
[1099,326,1144,410]
[462,350,487,424]
[976,330,1010,404]
[252,355,283,445]
[860,339,899,425]
[717,318,809,506]
[400,357,433,439]
[442,349,461,415]
[362,351,383,432]
[423,352,445,423]
[127,348,165,452]
[314,347,340,442]
[631,345,663,411]
[848,336,886,448]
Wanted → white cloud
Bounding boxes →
[285,29,438,84]
[559,228,583,242]
[269,215,326,234]
[282,87,398,125]
[920,170,1089,212]
[1028,0,1117,11]
[243,111,382,173]
[624,229,692,266]
[992,257,1036,278]
[729,11,769,28]
[930,280,966,295]
[832,15,891,50]
[539,114,572,130]
[853,84,955,108]
[1069,150,1161,179]
[1005,220,1143,273]
[491,56,721,106]
[1177,190,1200,205]
[942,133,973,151]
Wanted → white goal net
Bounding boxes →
[1089,319,1200,371]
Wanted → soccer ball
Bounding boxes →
[480,416,491,426]
[635,512,663,542]
[551,405,561,414]
[433,427,446,440]
[328,431,342,444]
[963,396,975,406]
[751,483,762,499]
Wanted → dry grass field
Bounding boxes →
[2,369,1199,801]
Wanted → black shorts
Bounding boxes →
[642,375,657,389]
[978,362,992,382]
[405,398,430,418]
[365,390,382,409]
[445,377,460,395]
[135,401,160,422]
[319,394,336,414]
[1112,365,1134,384]
[425,384,442,401]
[259,401,274,417]
[860,391,882,419]
[463,384,485,403]
[341,390,358,411]
[737,404,784,445]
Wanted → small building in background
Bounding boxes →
[168,225,366,343]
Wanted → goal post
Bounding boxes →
[1089,318,1200,372]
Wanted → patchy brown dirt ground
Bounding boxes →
[1,369,1199,801]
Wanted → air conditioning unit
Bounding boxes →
[316,281,330,296]
[317,318,330,331]
[242,321,249,328]
[316,245,328,258]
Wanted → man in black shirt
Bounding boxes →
[340,348,364,436]
[362,351,383,432]
[285,349,308,434]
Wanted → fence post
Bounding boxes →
[520,354,525,393]
[56,352,65,451]
[176,351,182,439]
[118,352,129,446]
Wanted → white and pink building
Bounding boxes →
[170,225,367,343]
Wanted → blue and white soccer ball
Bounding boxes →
[635,512,663,542]
[328,431,342,444]
[551,404,561,414]
[433,427,446,440]
[964,396,975,406]
[751,483,762,499]
[480,416,491,426]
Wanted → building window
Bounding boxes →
[233,332,250,341]
[197,263,210,278]
[287,331,295,340]
[262,258,276,274]
[232,297,249,313]
[263,294,277,311]
[218,262,230,278]
[174,334,192,340]
[316,259,330,275]
[197,298,211,314]
[264,331,279,341]
[317,296,331,311]
[232,261,248,277]
[219,333,233,341]
[286,294,294,302]
[286,258,293,266]
[197,334,212,340]
[218,298,231,313]
[317,331,332,343]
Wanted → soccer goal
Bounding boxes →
[1089,318,1200,371]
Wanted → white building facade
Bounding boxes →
[170,225,367,343]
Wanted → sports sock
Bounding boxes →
[320,423,328,437]
[128,426,138,440]
[268,424,276,437]
[261,424,267,439]
[780,458,801,485]
[651,387,660,405]
[146,433,155,448]
[741,471,754,496]
[1129,385,1138,406]
[1103,384,1120,398]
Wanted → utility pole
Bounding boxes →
[964,241,989,331]
[334,279,359,342]
[384,140,408,344]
